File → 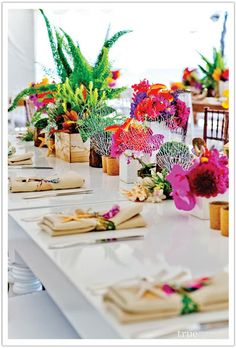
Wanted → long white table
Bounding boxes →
[8,137,229,340]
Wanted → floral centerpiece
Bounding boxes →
[105,118,164,182]
[8,10,131,164]
[130,80,191,142]
[198,48,229,97]
[166,147,228,217]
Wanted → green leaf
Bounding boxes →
[198,51,213,70]
[39,9,67,81]
[55,29,72,77]
[93,47,111,89]
[105,87,127,100]
[94,30,132,68]
[198,64,209,75]
[61,29,93,88]
[104,30,132,49]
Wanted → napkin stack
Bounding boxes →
[39,204,146,236]
[103,272,228,323]
[9,171,84,193]
[8,152,33,166]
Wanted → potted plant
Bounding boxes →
[8,10,131,165]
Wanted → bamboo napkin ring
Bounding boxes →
[209,201,228,230]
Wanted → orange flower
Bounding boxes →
[147,83,174,102]
[105,118,132,132]
[170,82,185,90]
[146,84,167,97]
[64,110,78,122]
[158,89,174,102]
[212,68,221,81]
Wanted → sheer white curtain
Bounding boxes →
[34,3,230,87]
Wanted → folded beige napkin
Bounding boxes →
[103,272,228,323]
[39,204,146,236]
[8,152,33,166]
[9,171,85,193]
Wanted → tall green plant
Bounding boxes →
[8,10,132,113]
[198,48,226,89]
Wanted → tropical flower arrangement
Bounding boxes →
[105,118,164,158]
[28,77,56,111]
[182,68,203,92]
[130,80,190,130]
[166,148,228,211]
[198,48,229,93]
[8,10,131,153]
[107,70,121,88]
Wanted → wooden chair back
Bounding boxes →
[203,107,229,145]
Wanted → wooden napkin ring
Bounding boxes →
[209,201,228,230]
[220,206,229,237]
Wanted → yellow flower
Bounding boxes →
[222,89,229,109]
[212,68,221,81]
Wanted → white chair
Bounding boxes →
[8,291,80,339]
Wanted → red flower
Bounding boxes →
[131,79,150,94]
[188,163,221,198]
[111,70,121,80]
[221,68,229,81]
[134,98,156,120]
[182,68,192,81]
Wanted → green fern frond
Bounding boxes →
[105,87,127,100]
[8,84,57,112]
[55,29,72,77]
[95,30,131,68]
[39,9,67,81]
[104,30,132,49]
[93,47,111,89]
[61,29,93,87]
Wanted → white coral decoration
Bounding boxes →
[121,184,148,202]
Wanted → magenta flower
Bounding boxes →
[166,164,196,211]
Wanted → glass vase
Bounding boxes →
[119,150,150,184]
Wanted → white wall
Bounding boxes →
[35,3,231,88]
[8,9,35,99]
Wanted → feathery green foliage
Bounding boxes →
[55,29,72,77]
[8,10,131,117]
[61,29,93,87]
[40,9,67,81]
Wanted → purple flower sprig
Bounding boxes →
[102,205,120,219]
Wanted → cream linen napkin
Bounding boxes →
[39,204,146,236]
[9,171,85,193]
[103,272,228,323]
[8,152,33,166]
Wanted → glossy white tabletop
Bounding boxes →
[9,200,229,339]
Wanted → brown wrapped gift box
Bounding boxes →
[55,133,89,163]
